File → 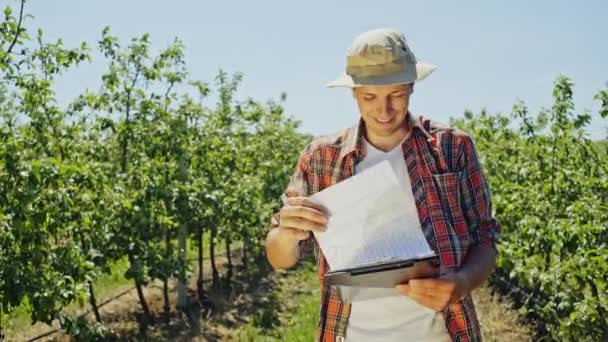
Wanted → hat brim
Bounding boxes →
[325,62,437,88]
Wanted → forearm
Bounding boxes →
[456,244,497,294]
[265,227,301,270]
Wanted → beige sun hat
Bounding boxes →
[326,28,436,88]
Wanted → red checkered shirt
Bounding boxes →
[270,112,500,342]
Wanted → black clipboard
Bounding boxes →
[324,255,440,288]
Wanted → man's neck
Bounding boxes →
[364,118,411,152]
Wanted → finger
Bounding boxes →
[284,227,310,241]
[395,283,410,295]
[280,217,327,232]
[281,205,328,224]
[410,279,459,301]
[407,286,452,303]
[396,282,440,300]
[406,292,445,312]
[286,196,328,214]
[409,278,448,290]
[408,289,451,312]
[399,282,454,311]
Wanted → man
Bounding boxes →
[265,28,500,342]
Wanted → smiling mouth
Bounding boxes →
[376,117,392,124]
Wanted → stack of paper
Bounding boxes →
[311,160,435,271]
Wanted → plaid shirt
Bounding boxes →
[270,112,500,342]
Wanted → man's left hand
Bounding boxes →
[395,272,470,312]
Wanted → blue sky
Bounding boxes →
[24,0,608,139]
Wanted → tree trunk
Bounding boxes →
[80,231,102,324]
[177,220,188,310]
[163,225,172,324]
[134,278,152,326]
[210,228,219,288]
[162,278,170,325]
[88,281,102,323]
[197,224,205,301]
[242,236,249,277]
[226,236,233,283]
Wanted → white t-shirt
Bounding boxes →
[345,133,450,342]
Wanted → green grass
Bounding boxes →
[92,257,132,300]
[2,298,32,334]
[237,261,320,342]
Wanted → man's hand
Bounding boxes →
[394,244,496,312]
[265,196,328,270]
[277,196,328,241]
[395,272,470,312]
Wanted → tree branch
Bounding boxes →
[6,0,26,55]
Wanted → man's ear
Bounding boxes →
[351,88,357,98]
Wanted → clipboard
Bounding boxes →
[324,255,440,288]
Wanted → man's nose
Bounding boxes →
[379,97,394,115]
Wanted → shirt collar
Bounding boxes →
[338,111,432,161]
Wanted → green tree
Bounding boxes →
[452,76,608,341]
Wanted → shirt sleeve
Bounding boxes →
[459,135,500,252]
[268,143,315,256]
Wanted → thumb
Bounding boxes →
[395,283,410,295]
[298,230,310,240]
[296,230,311,240]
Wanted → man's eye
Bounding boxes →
[363,96,375,101]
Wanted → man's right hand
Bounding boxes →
[278,196,329,242]
[265,196,328,270]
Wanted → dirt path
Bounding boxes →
[208,261,535,341]
[472,283,534,341]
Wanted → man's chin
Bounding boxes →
[370,125,399,136]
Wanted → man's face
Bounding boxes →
[352,84,412,139]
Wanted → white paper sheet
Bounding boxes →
[311,160,435,271]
